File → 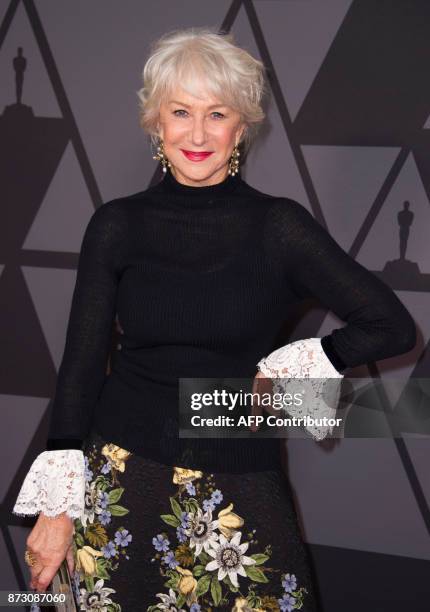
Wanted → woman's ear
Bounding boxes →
[237,123,247,146]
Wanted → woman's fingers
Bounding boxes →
[25,511,75,592]
[33,560,62,593]
[28,556,43,589]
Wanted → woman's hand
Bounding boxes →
[26,511,75,592]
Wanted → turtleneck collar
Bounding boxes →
[160,165,241,198]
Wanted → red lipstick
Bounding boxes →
[181,149,214,162]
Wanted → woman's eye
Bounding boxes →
[172,110,225,119]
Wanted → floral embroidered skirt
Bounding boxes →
[71,429,319,611]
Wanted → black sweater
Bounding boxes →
[46,166,416,472]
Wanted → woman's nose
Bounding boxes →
[191,118,207,144]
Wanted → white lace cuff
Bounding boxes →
[257,337,344,441]
[12,449,85,521]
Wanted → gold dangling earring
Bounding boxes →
[152,137,172,173]
[228,143,240,176]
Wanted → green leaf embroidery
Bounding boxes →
[250,553,270,566]
[245,565,269,583]
[164,570,180,590]
[84,575,94,592]
[211,575,222,606]
[195,573,211,597]
[94,475,110,489]
[193,565,206,577]
[108,487,124,504]
[160,514,181,528]
[108,504,129,516]
[74,532,85,547]
[186,499,199,514]
[176,593,186,608]
[95,558,110,580]
[170,496,183,520]
[198,551,211,565]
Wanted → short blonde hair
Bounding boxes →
[137,27,267,156]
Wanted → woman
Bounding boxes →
[13,27,416,611]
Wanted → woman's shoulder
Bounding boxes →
[238,177,314,221]
[82,193,144,244]
[93,187,155,220]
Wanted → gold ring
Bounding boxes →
[24,549,37,567]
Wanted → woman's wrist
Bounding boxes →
[13,449,86,521]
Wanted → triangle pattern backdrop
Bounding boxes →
[1,1,429,609]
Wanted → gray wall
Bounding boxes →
[1,1,429,610]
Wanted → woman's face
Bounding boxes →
[157,85,246,187]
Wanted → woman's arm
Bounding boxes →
[13,200,126,519]
[47,200,126,448]
[266,198,416,372]
[255,198,416,440]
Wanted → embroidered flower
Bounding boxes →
[84,456,93,482]
[177,566,198,606]
[81,480,101,528]
[217,502,244,539]
[114,528,132,547]
[75,545,104,576]
[100,461,111,474]
[278,592,297,612]
[232,597,264,611]
[184,506,219,556]
[232,597,252,611]
[175,543,194,567]
[101,541,117,559]
[211,489,223,504]
[185,482,196,496]
[176,525,187,543]
[259,596,280,611]
[202,498,216,512]
[152,533,170,552]
[101,443,131,472]
[99,509,112,526]
[155,587,186,611]
[282,573,297,593]
[79,578,116,611]
[99,491,110,509]
[179,511,191,528]
[162,550,178,569]
[172,467,203,485]
[205,531,256,588]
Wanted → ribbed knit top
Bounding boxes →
[46,166,416,472]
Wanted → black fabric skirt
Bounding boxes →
[70,429,320,611]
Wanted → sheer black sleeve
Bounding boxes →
[46,201,126,450]
[268,198,416,373]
